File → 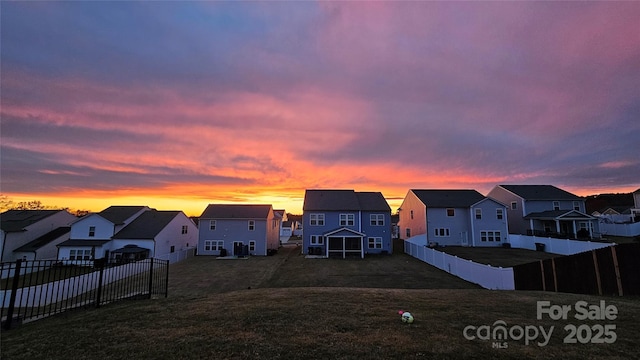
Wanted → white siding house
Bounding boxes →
[0,210,77,262]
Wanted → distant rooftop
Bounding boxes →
[303,190,390,211]
[200,204,273,219]
[498,185,581,200]
[410,189,486,208]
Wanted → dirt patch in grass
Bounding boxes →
[436,246,561,267]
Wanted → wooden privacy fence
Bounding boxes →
[513,243,640,296]
[0,258,169,330]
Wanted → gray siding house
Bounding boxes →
[302,189,392,258]
[487,185,597,238]
[398,189,509,247]
[198,204,280,256]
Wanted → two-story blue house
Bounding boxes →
[487,184,597,239]
[302,189,392,258]
[198,204,280,256]
[398,189,509,247]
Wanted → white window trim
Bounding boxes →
[310,235,324,245]
[446,208,455,217]
[511,202,517,210]
[370,214,385,226]
[249,241,256,252]
[209,220,216,231]
[573,201,581,211]
[475,208,482,220]
[248,220,255,231]
[496,208,504,220]
[204,240,224,251]
[480,231,502,242]
[553,201,560,210]
[310,213,325,226]
[340,214,355,226]
[367,237,383,249]
[434,228,450,237]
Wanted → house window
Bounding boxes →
[88,226,95,237]
[496,209,504,220]
[553,201,560,211]
[209,220,216,231]
[573,201,581,211]
[204,240,224,251]
[405,228,411,238]
[446,209,455,217]
[475,209,482,220]
[170,246,175,253]
[181,225,188,234]
[370,214,385,226]
[410,210,414,219]
[310,214,325,226]
[340,214,355,226]
[434,228,450,237]
[248,220,255,231]
[310,235,324,245]
[69,249,91,260]
[481,231,502,242]
[368,237,383,249]
[511,202,517,210]
[249,241,256,252]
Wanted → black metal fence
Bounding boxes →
[0,258,169,330]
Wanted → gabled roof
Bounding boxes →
[323,227,367,237]
[199,204,272,219]
[411,190,485,208]
[98,206,148,225]
[498,185,581,200]
[58,239,111,247]
[1,210,65,232]
[303,190,390,211]
[524,210,595,220]
[14,227,71,252]
[113,210,181,239]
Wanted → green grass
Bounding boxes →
[2,245,639,359]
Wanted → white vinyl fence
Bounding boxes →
[156,247,196,264]
[404,234,617,290]
[404,235,515,290]
[598,221,640,237]
[0,259,151,308]
[507,235,614,255]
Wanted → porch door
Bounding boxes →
[233,241,244,256]
[461,232,469,246]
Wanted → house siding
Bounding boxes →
[1,211,77,262]
[362,211,393,254]
[398,191,427,240]
[487,187,528,235]
[425,207,470,246]
[470,199,509,246]
[198,208,277,257]
[69,215,114,240]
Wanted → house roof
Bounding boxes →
[524,210,594,220]
[199,204,272,219]
[273,210,285,219]
[14,227,71,253]
[98,206,148,225]
[58,239,111,247]
[498,185,581,200]
[112,245,149,254]
[0,210,65,232]
[112,210,181,239]
[410,190,486,208]
[303,190,390,211]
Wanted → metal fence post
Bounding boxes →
[4,259,22,330]
[147,258,154,298]
[164,260,169,298]
[95,259,105,308]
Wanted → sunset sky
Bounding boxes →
[1,1,639,216]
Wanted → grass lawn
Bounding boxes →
[436,246,561,268]
[2,244,639,359]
